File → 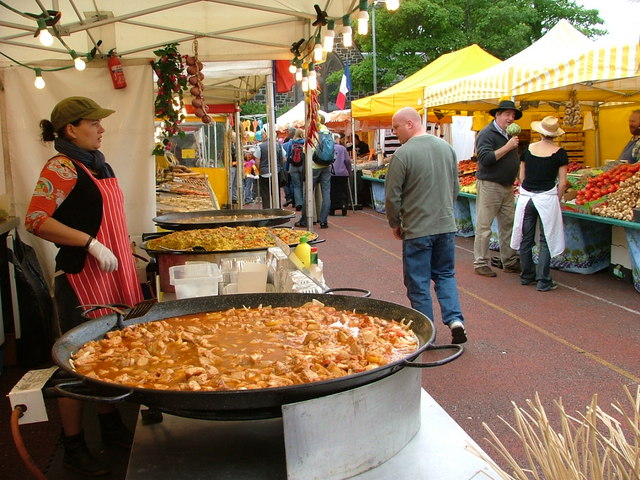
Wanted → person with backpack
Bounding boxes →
[295,114,334,229]
[287,128,306,211]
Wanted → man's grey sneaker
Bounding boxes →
[537,281,558,292]
[475,265,496,277]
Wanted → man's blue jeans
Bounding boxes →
[289,164,304,207]
[403,232,465,325]
[300,166,331,225]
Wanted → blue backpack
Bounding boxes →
[312,131,335,166]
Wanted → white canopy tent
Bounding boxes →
[0,0,361,283]
[0,1,358,65]
[422,20,595,112]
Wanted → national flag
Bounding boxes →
[335,62,351,110]
[273,60,296,93]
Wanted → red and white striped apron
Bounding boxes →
[66,162,143,318]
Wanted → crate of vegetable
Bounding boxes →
[590,168,640,221]
[575,163,640,208]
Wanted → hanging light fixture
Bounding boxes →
[34,68,45,89]
[301,68,309,92]
[342,15,352,48]
[295,66,303,82]
[313,32,323,62]
[308,62,317,91]
[386,0,400,10]
[289,59,297,74]
[70,50,86,71]
[35,18,54,46]
[323,20,335,52]
[357,0,369,35]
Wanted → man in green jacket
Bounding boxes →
[385,107,467,344]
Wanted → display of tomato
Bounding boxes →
[575,163,640,205]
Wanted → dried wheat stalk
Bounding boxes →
[467,385,640,480]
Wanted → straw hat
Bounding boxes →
[531,116,565,137]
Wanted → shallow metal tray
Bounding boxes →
[152,209,295,230]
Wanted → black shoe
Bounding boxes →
[328,211,336,216]
[342,208,347,216]
[449,320,467,344]
[295,205,302,211]
[62,432,111,477]
[320,223,329,229]
[294,221,307,228]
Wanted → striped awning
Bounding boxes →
[512,42,640,104]
[422,20,595,111]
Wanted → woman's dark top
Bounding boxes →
[521,148,568,192]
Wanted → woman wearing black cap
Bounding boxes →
[25,96,143,476]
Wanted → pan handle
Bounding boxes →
[51,380,133,403]
[402,344,463,368]
[323,287,371,298]
[308,238,326,245]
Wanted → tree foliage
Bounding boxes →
[339,0,605,95]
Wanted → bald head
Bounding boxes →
[392,107,425,144]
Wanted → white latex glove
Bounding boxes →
[87,238,118,272]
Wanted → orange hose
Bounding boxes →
[10,406,48,480]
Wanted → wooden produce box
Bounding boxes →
[561,141,584,151]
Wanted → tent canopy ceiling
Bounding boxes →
[0,1,358,63]
[422,20,596,111]
[351,44,501,121]
[198,60,272,105]
[0,1,358,105]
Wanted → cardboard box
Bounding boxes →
[563,196,607,214]
[563,190,577,202]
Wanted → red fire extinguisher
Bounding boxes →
[108,49,127,89]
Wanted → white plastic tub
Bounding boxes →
[169,262,223,299]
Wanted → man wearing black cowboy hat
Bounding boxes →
[473,100,522,277]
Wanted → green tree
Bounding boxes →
[240,101,266,116]
[343,0,605,95]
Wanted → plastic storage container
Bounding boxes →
[169,262,222,299]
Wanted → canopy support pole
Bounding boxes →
[235,107,243,208]
[266,72,280,208]
[594,103,601,168]
[304,102,315,229]
[351,115,358,207]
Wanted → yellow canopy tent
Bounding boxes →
[422,20,595,112]
[351,44,501,125]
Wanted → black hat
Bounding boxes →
[489,100,522,120]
